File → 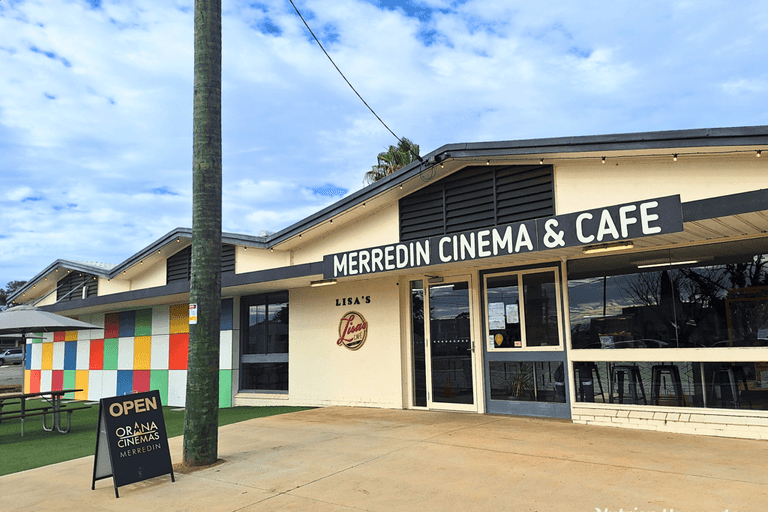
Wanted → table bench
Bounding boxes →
[0,389,91,436]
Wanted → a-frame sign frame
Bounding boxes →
[92,390,175,498]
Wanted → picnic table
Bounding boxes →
[0,389,91,436]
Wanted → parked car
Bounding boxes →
[0,347,24,365]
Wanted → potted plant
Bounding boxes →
[506,362,533,399]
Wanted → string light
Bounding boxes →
[256,147,765,253]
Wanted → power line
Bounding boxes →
[287,0,422,163]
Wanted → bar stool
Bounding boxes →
[650,364,684,406]
[574,362,605,402]
[709,367,740,409]
[610,365,647,405]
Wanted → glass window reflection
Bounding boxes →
[569,254,768,349]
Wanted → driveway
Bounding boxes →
[3,406,765,511]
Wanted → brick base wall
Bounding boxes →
[572,405,768,440]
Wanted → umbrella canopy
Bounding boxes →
[0,304,100,336]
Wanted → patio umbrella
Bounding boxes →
[0,305,101,367]
[0,304,100,336]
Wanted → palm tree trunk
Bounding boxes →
[183,0,222,466]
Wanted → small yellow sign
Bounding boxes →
[494,333,504,346]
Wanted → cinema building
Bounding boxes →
[11,126,768,439]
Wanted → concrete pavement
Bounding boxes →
[0,364,23,389]
[3,406,766,511]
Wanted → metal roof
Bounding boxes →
[9,125,768,304]
[265,125,768,245]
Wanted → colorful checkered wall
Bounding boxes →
[24,299,235,408]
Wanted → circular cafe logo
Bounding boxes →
[337,311,368,350]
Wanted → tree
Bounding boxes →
[183,0,222,467]
[0,280,27,307]
[363,138,419,185]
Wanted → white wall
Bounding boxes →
[554,154,768,214]
[235,276,404,408]
[292,204,400,265]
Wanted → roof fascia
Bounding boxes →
[107,227,193,277]
[8,259,112,303]
[27,189,768,313]
[266,125,768,246]
[106,228,268,277]
[36,260,325,314]
[13,228,269,302]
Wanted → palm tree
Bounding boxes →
[364,138,420,185]
[183,0,222,467]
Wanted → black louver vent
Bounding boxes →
[166,246,191,283]
[56,272,98,302]
[399,164,554,241]
[222,244,236,273]
[167,243,237,282]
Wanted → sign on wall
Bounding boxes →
[323,195,683,278]
[337,311,368,350]
[92,390,175,498]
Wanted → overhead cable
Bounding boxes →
[287,0,422,162]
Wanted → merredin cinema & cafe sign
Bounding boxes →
[323,195,683,279]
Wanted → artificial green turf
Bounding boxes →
[0,399,310,476]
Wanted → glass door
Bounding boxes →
[483,267,570,418]
[425,279,477,411]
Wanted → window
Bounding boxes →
[240,292,289,392]
[572,360,768,411]
[488,361,566,403]
[568,248,768,349]
[410,281,427,407]
[485,269,563,350]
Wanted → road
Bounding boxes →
[0,364,23,388]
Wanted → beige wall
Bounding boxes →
[236,247,291,273]
[98,277,130,296]
[129,259,166,290]
[292,204,399,265]
[35,293,57,307]
[289,276,403,407]
[554,155,768,214]
[236,276,404,408]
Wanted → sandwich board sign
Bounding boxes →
[92,390,175,497]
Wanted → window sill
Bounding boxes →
[235,392,289,400]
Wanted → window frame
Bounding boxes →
[239,291,289,393]
[484,267,564,352]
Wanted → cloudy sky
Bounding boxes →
[1,0,767,289]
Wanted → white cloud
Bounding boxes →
[722,78,768,94]
[5,187,35,202]
[1,0,767,287]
